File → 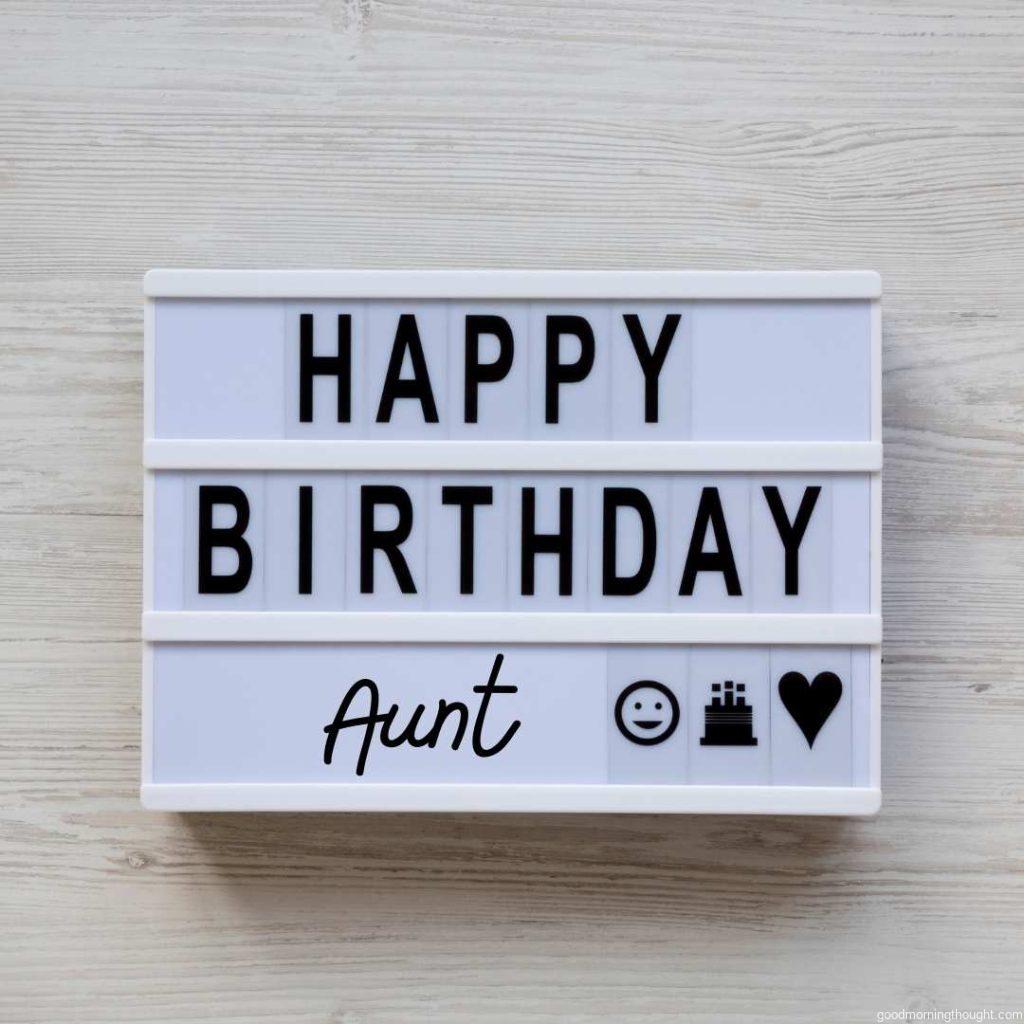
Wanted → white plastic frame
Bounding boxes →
[142,270,882,815]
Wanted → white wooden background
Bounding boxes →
[2,2,1022,1021]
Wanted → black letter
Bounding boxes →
[622,312,680,423]
[198,485,252,594]
[424,701,470,750]
[471,654,521,757]
[521,487,574,596]
[360,485,417,594]
[441,485,494,594]
[323,678,382,777]
[679,487,742,597]
[381,703,433,750]
[376,314,439,423]
[545,315,595,423]
[298,485,312,595]
[464,315,514,423]
[299,312,351,422]
[602,487,656,596]
[762,485,821,595]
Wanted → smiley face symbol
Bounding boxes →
[614,680,680,746]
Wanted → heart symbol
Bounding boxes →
[778,671,842,748]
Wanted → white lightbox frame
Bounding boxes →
[141,270,882,814]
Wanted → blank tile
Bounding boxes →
[154,300,286,439]
[152,472,185,611]
[832,475,872,613]
[851,647,874,787]
[690,300,871,441]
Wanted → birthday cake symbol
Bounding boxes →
[700,680,758,746]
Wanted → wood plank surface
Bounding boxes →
[1,2,1022,1020]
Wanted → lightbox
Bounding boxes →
[142,270,881,813]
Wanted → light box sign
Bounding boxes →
[142,270,881,814]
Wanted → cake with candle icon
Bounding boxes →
[700,680,758,746]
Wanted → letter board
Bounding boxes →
[142,270,881,813]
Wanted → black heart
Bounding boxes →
[778,671,842,748]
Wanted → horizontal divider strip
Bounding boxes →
[144,440,882,473]
[143,611,882,645]
[140,782,882,815]
[144,269,882,300]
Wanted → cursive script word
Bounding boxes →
[322,653,521,777]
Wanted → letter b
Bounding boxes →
[198,485,253,594]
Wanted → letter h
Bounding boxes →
[299,312,352,422]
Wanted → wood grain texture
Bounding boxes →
[1,1,1023,1021]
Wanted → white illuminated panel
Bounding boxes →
[150,644,872,787]
[143,270,882,814]
[151,296,873,442]
[150,471,870,613]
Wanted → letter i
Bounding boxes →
[299,485,312,595]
